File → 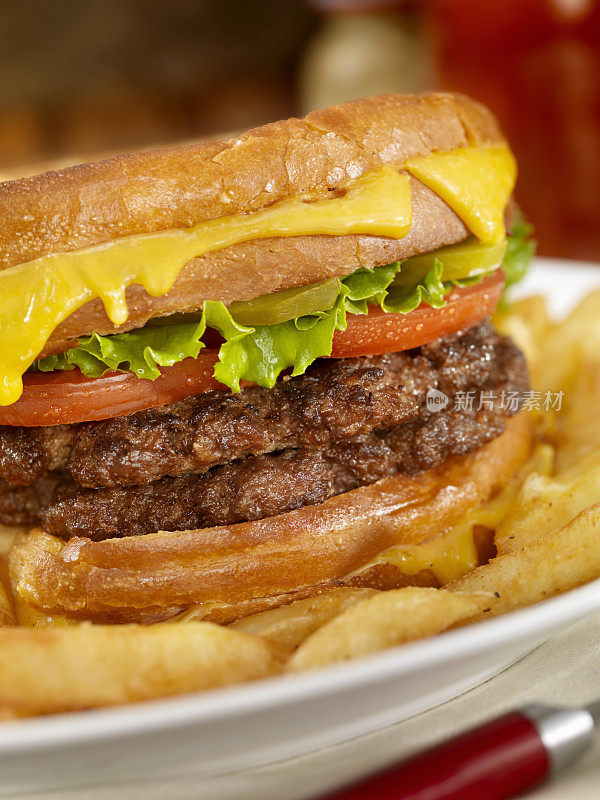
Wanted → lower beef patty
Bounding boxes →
[0,320,529,539]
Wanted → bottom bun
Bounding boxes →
[11,412,533,624]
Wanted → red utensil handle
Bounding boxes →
[322,711,550,800]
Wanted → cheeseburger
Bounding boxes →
[0,93,534,624]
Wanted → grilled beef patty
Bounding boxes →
[0,320,529,538]
[39,404,520,540]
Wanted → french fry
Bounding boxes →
[449,503,600,615]
[0,578,15,627]
[533,290,600,396]
[495,450,600,555]
[0,523,20,557]
[13,594,75,628]
[287,588,495,671]
[559,290,600,360]
[493,295,552,370]
[0,622,289,717]
[555,360,600,472]
[230,588,378,648]
[494,356,600,555]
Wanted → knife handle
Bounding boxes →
[323,711,550,800]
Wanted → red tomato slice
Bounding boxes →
[0,352,223,427]
[329,270,505,358]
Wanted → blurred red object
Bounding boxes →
[427,0,600,261]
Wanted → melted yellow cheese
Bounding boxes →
[369,523,481,585]
[0,142,515,406]
[406,144,516,244]
[358,443,553,585]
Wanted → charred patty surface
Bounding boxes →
[0,320,529,538]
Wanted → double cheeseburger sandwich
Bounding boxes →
[0,93,534,624]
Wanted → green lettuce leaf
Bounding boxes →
[35,223,534,392]
[38,321,207,380]
[342,261,400,315]
[383,259,449,313]
[502,214,535,289]
[37,303,252,382]
[213,293,349,391]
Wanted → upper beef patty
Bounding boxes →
[0,319,530,539]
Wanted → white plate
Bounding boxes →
[2,257,600,797]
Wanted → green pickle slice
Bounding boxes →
[393,237,507,287]
[228,277,341,326]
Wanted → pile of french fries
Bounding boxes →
[1,288,600,719]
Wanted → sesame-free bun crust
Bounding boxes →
[0,92,506,350]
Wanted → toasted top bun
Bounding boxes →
[0,92,505,351]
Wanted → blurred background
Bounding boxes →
[0,0,598,260]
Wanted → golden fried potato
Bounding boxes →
[534,290,600,395]
[560,290,600,359]
[0,579,15,627]
[494,353,600,555]
[449,503,600,615]
[287,588,494,671]
[495,450,600,555]
[494,295,552,369]
[0,524,20,557]
[230,588,378,648]
[0,622,289,717]
[12,594,74,628]
[2,289,600,722]
[555,361,600,472]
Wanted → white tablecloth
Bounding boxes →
[22,612,600,800]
